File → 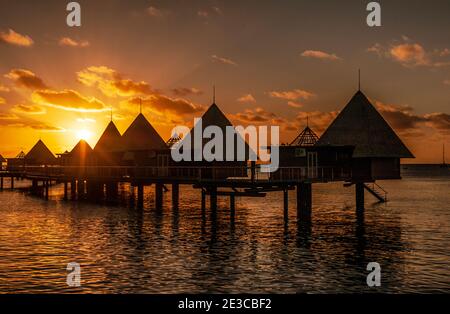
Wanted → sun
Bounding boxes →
[76,129,92,141]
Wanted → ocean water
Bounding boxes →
[0,165,448,293]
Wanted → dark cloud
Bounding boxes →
[172,87,203,97]
[5,69,48,90]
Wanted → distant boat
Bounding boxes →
[440,143,448,168]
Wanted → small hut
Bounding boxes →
[6,151,26,171]
[92,121,123,166]
[120,113,169,176]
[173,102,250,179]
[316,90,414,181]
[24,139,57,166]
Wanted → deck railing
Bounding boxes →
[4,164,352,183]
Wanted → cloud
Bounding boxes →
[146,6,169,17]
[268,89,315,101]
[368,39,450,68]
[287,101,303,108]
[301,50,341,61]
[198,10,209,18]
[237,94,256,103]
[5,69,48,90]
[211,55,238,66]
[390,43,429,66]
[172,87,203,97]
[0,29,33,47]
[0,111,62,131]
[423,113,450,132]
[77,66,152,97]
[375,101,426,131]
[0,84,10,92]
[375,100,450,135]
[12,104,46,115]
[31,89,108,112]
[0,97,5,105]
[444,80,450,86]
[123,95,204,117]
[59,37,89,47]
[230,107,283,125]
[295,111,339,134]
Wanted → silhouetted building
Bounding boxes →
[173,102,250,179]
[316,91,414,181]
[93,120,123,166]
[120,113,170,176]
[24,139,57,166]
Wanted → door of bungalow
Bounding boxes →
[307,151,318,178]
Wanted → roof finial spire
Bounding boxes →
[213,85,216,104]
[110,107,113,121]
[306,115,309,127]
[139,98,142,114]
[358,68,361,91]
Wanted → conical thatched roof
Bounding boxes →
[0,154,5,162]
[121,113,166,151]
[16,151,25,158]
[69,140,93,158]
[94,121,122,152]
[316,91,414,158]
[25,139,56,164]
[181,103,253,161]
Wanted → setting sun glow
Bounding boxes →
[76,129,92,141]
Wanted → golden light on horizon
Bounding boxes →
[76,129,92,142]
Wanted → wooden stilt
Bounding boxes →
[230,194,235,218]
[201,189,206,212]
[172,183,179,210]
[210,186,217,211]
[64,182,68,200]
[297,183,312,220]
[283,189,289,219]
[10,177,14,189]
[155,183,163,209]
[1,177,3,190]
[356,182,365,213]
[70,180,76,199]
[137,184,144,208]
[45,180,49,200]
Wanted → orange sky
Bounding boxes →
[0,0,449,163]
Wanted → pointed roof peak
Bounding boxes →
[121,112,167,151]
[94,120,122,152]
[317,91,414,158]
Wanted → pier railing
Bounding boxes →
[4,164,352,183]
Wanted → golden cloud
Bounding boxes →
[59,37,89,47]
[269,89,315,101]
[0,29,33,47]
[31,89,108,112]
[0,97,5,105]
[77,66,152,97]
[12,104,46,115]
[0,84,10,92]
[237,94,256,103]
[301,50,341,61]
[172,87,203,97]
[124,95,204,116]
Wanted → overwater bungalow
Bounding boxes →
[172,102,251,179]
[92,120,123,168]
[0,154,6,171]
[23,139,57,166]
[120,112,170,177]
[316,90,414,181]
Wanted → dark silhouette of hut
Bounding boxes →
[274,123,353,181]
[92,120,123,166]
[69,140,93,165]
[6,151,26,171]
[120,113,169,176]
[166,133,182,147]
[0,154,5,170]
[24,139,57,166]
[316,90,414,181]
[173,102,250,179]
